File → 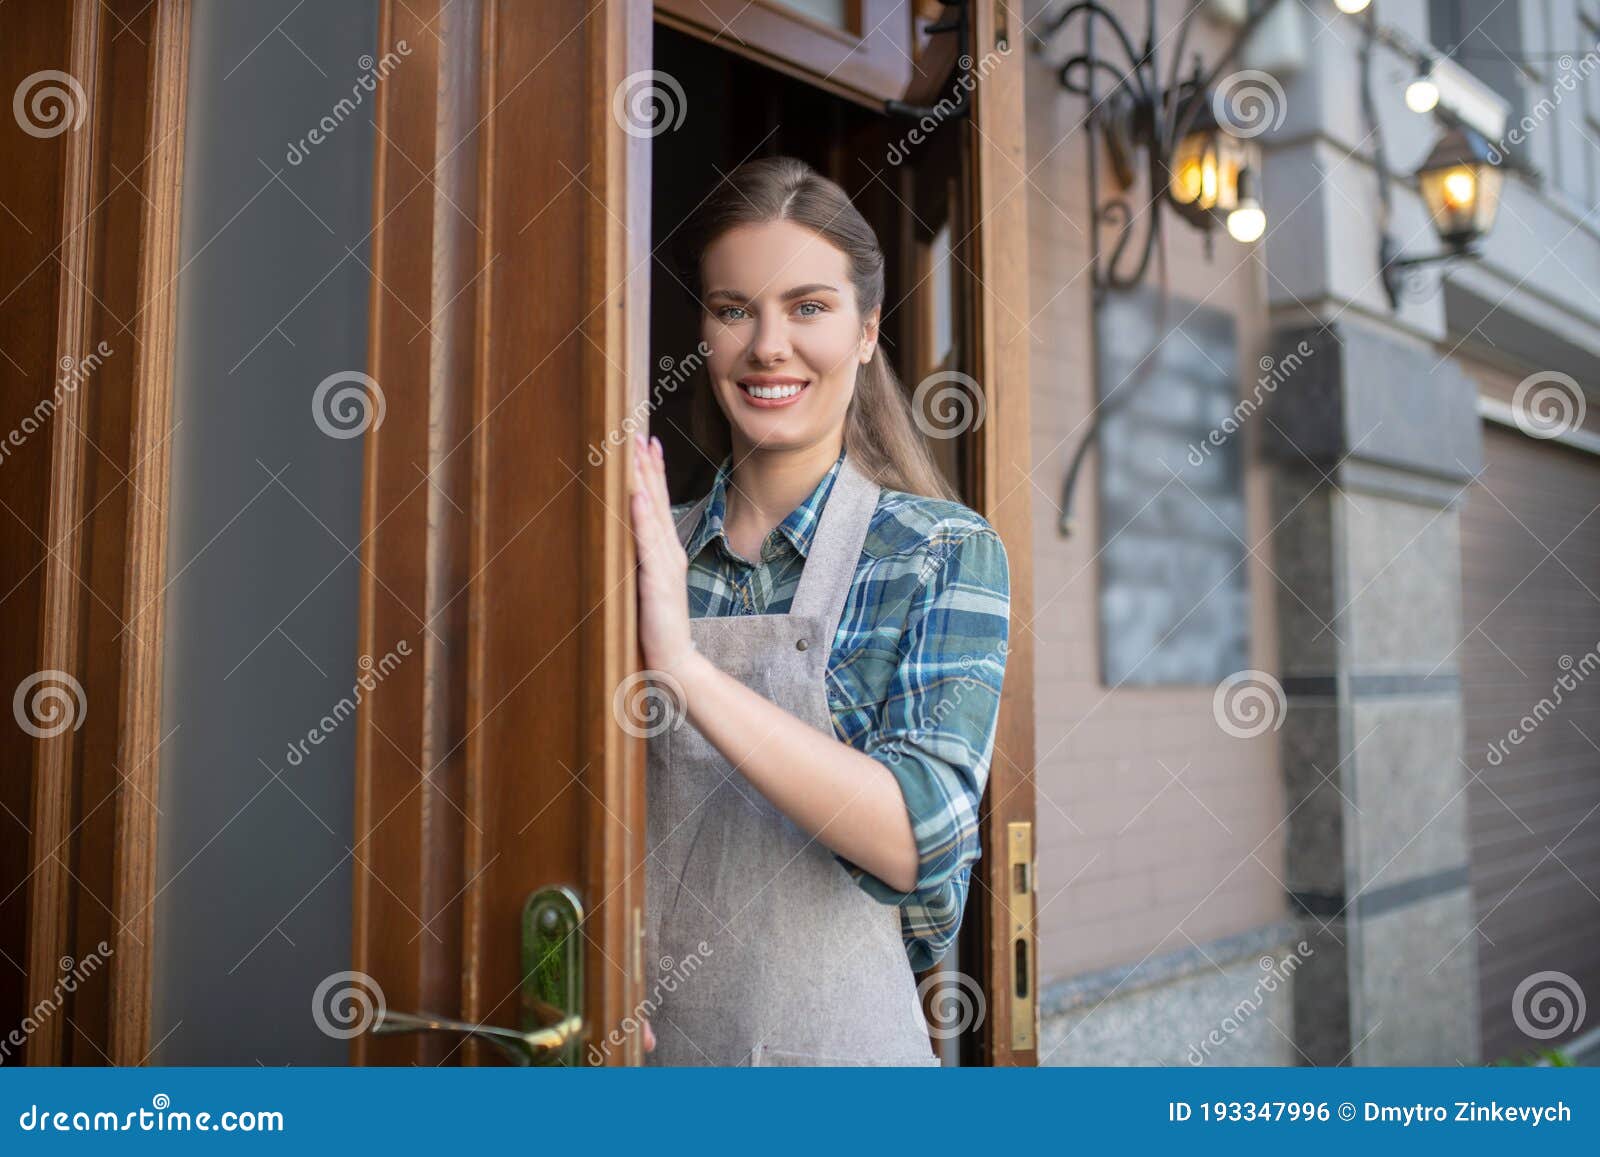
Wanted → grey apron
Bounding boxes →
[642,451,939,1067]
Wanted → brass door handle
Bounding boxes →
[371,1005,582,1067]
[367,886,586,1066]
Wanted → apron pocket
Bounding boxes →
[747,1041,941,1067]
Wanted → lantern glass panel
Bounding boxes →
[1170,132,1211,206]
[1419,161,1502,243]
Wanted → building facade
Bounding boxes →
[1025,0,1600,1066]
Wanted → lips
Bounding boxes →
[736,377,810,408]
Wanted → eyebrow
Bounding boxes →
[703,283,840,303]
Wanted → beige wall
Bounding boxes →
[1021,0,1288,986]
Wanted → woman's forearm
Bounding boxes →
[666,648,920,893]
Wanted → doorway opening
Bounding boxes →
[648,18,985,1065]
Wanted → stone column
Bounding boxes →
[1264,319,1483,1065]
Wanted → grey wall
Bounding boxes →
[152,0,379,1064]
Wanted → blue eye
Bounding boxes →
[714,301,827,321]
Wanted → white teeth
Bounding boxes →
[743,382,803,399]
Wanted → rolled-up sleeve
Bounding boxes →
[838,524,1011,971]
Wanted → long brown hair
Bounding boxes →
[672,156,958,502]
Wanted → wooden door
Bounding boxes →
[349,0,1035,1066]
[348,0,651,1066]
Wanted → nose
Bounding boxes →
[748,308,791,366]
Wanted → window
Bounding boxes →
[772,0,849,29]
[1428,0,1529,160]
[1585,12,1600,206]
[655,0,913,103]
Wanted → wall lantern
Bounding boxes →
[1337,1,1511,310]
[1379,125,1502,307]
[1032,0,1286,538]
[1166,95,1266,244]
[1031,0,1286,295]
[1415,126,1503,244]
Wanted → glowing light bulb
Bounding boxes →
[1440,168,1477,210]
[1406,76,1440,113]
[1227,167,1266,244]
[1227,204,1266,243]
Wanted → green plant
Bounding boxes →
[1490,1046,1573,1066]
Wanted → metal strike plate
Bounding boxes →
[1007,821,1036,1051]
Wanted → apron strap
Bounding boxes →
[789,451,879,638]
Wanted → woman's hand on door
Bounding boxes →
[629,433,695,682]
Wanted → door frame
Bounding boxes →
[953,0,1038,1066]
[8,0,191,1067]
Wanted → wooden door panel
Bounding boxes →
[351,0,649,1066]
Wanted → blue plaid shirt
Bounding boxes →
[673,448,1010,971]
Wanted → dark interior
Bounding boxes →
[650,21,972,508]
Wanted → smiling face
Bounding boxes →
[698,219,879,457]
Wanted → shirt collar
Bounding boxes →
[683,447,848,566]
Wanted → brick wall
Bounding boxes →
[1021,0,1289,988]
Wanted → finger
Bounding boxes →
[628,449,650,536]
[630,464,663,570]
[628,451,648,542]
[630,452,659,551]
[646,436,676,545]
[637,441,674,560]
[631,486,659,568]
[632,438,662,538]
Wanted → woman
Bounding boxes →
[626,156,1010,1066]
